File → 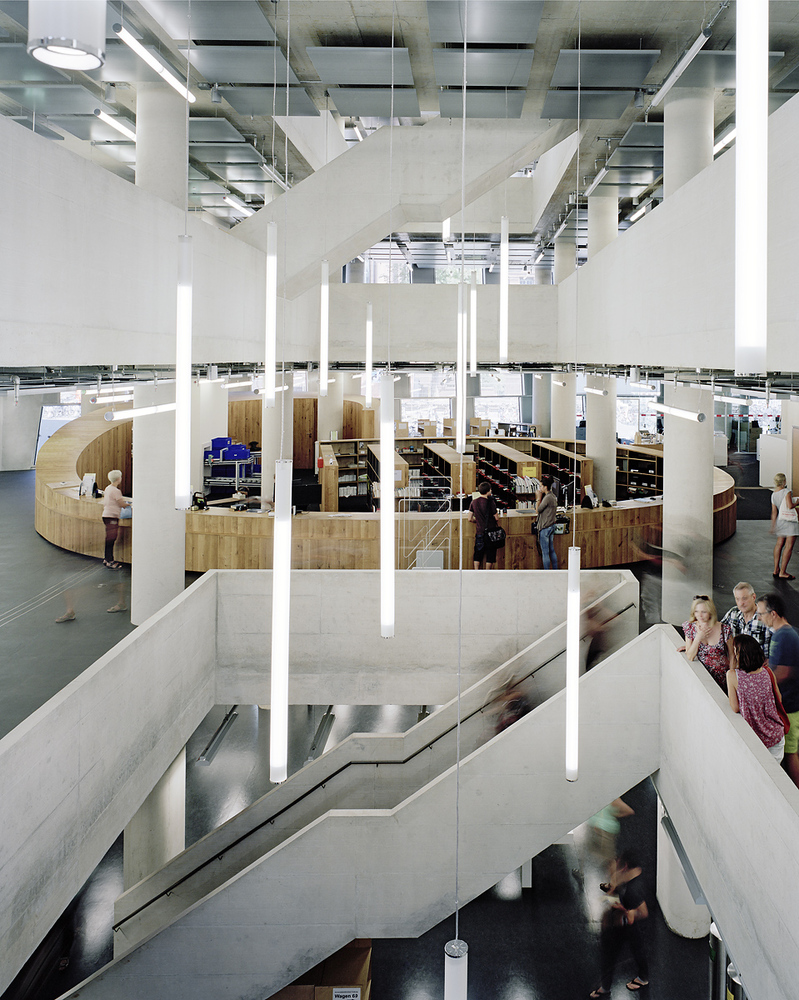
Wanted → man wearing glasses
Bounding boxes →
[756,593,799,789]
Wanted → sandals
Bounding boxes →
[103,560,123,570]
[107,604,127,613]
[627,978,649,991]
[590,990,609,998]
[779,574,796,581]
[55,611,76,623]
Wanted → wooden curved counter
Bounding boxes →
[35,411,736,573]
[185,467,736,572]
[35,410,132,563]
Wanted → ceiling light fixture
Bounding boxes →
[175,236,193,510]
[552,379,567,388]
[104,403,177,421]
[93,108,136,141]
[211,83,222,104]
[499,216,509,364]
[223,194,255,217]
[584,386,608,396]
[28,0,106,71]
[713,126,737,155]
[260,161,290,191]
[263,221,278,408]
[112,23,196,104]
[584,165,608,197]
[649,27,712,108]
[365,303,374,407]
[565,547,581,781]
[652,402,706,422]
[269,459,293,784]
[319,260,329,397]
[380,374,395,638]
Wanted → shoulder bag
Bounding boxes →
[778,492,798,522]
[486,523,506,548]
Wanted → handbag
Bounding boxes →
[486,525,506,548]
[778,493,798,522]
[765,665,792,735]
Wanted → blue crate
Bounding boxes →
[211,436,232,450]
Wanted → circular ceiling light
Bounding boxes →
[27,0,106,71]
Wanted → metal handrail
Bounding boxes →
[114,600,636,932]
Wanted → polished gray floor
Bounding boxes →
[2,461,791,1000]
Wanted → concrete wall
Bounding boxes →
[215,569,638,705]
[62,627,662,1000]
[0,393,56,470]
[0,115,265,367]
[657,629,799,1000]
[0,573,218,996]
[559,91,799,371]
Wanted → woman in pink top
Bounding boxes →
[101,469,128,569]
[727,634,787,761]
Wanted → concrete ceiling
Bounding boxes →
[1,1,798,240]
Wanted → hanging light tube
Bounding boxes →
[365,302,374,407]
[584,386,608,396]
[565,546,581,782]
[499,215,509,364]
[225,379,254,389]
[442,217,452,242]
[269,458,293,783]
[652,402,706,422]
[629,381,657,391]
[264,221,278,408]
[735,0,768,375]
[469,271,477,376]
[112,23,196,103]
[223,194,255,217]
[444,940,468,1000]
[714,393,748,405]
[380,374,395,638]
[28,0,106,70]
[259,160,291,191]
[649,27,712,108]
[584,165,609,197]
[629,202,649,223]
[104,402,177,421]
[552,379,567,388]
[175,235,193,510]
[91,394,133,404]
[456,282,467,454]
[319,260,329,397]
[93,108,135,141]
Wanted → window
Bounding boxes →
[370,258,410,284]
[409,372,455,397]
[616,396,659,442]
[434,265,483,285]
[473,397,521,424]
[478,372,522,396]
[400,398,452,428]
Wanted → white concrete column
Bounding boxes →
[344,258,368,282]
[122,748,186,896]
[131,384,185,625]
[532,374,552,437]
[587,192,618,258]
[135,82,188,210]
[550,372,576,440]
[661,383,714,623]
[317,373,344,442]
[663,87,714,199]
[192,381,228,499]
[533,266,552,285]
[585,374,617,501]
[261,381,294,504]
[656,800,711,938]
[553,237,575,284]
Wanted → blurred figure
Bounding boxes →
[682,595,732,690]
[721,582,771,659]
[590,850,650,996]
[727,634,787,762]
[583,605,617,671]
[587,798,635,870]
[490,674,532,734]
[770,473,798,579]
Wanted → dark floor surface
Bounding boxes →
[1,459,794,1000]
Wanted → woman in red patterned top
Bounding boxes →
[683,596,732,690]
[727,634,787,761]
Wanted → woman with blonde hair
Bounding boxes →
[101,469,129,570]
[683,595,732,689]
[771,473,798,580]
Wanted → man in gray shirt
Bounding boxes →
[757,592,799,789]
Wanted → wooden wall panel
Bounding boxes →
[293,397,318,469]
[76,421,132,494]
[228,399,261,448]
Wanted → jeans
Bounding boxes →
[539,524,558,569]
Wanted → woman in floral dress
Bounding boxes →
[683,596,733,689]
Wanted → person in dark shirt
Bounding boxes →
[467,481,499,570]
[758,592,799,789]
[591,850,650,996]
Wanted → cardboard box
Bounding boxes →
[268,940,372,1000]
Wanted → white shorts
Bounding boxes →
[768,737,785,762]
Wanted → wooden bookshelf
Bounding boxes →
[491,438,593,502]
[616,444,664,499]
[423,443,476,496]
[319,444,339,512]
[475,441,542,510]
[365,444,409,506]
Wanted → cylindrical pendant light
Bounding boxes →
[565,546,581,781]
[319,260,329,396]
[469,271,477,376]
[365,302,374,407]
[499,215,509,363]
[456,282,467,454]
[104,403,176,421]
[28,0,106,71]
[270,458,293,783]
[444,939,468,1000]
[175,235,193,509]
[380,374,395,638]
[264,221,278,409]
[735,0,768,375]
